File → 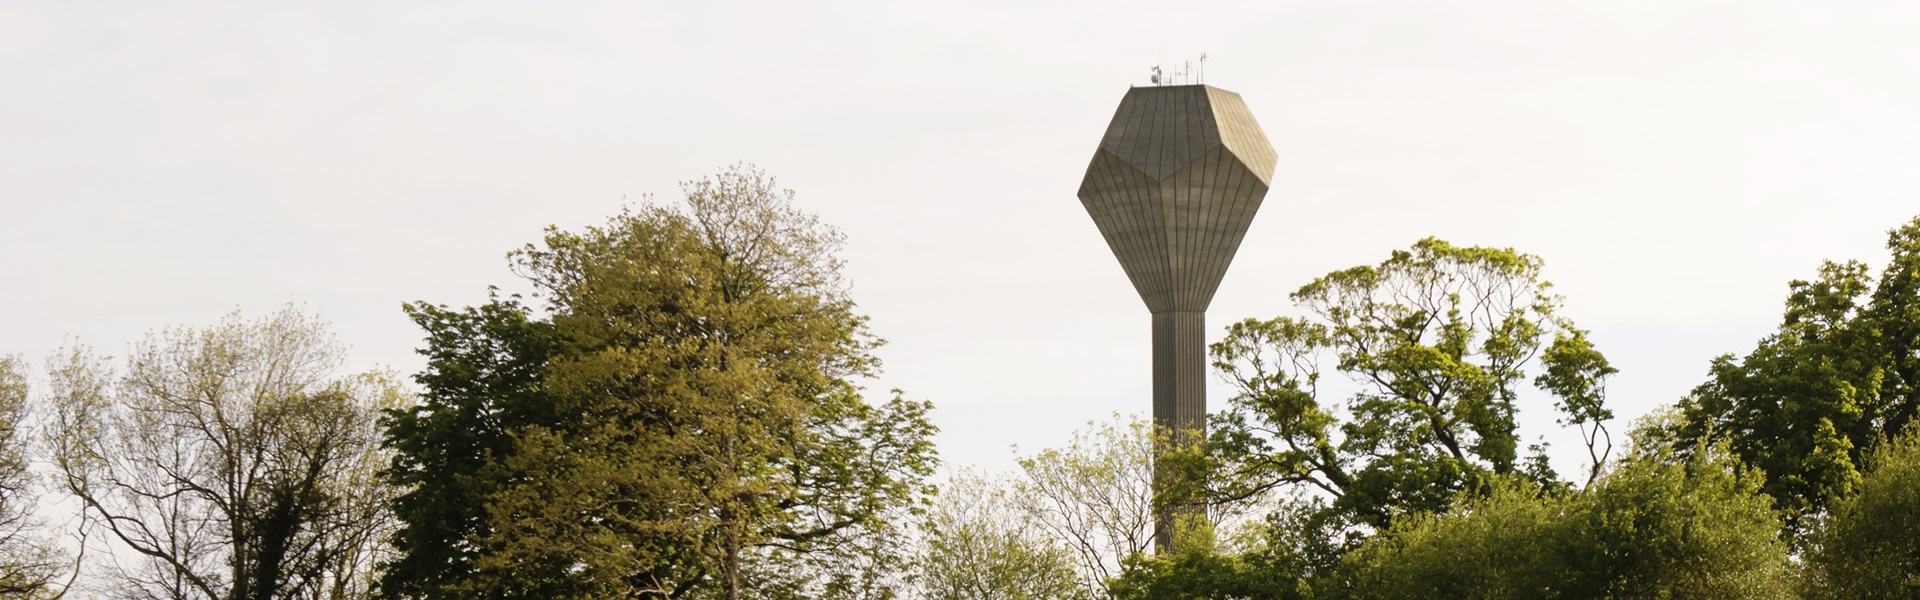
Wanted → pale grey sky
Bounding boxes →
[5,1,1919,476]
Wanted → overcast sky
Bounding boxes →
[6,1,1920,476]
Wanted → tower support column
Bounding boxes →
[1151,310,1207,549]
[1151,310,1208,441]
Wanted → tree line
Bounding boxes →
[0,165,1916,598]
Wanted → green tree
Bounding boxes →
[379,165,937,600]
[917,471,1088,600]
[1010,416,1155,594]
[379,296,562,599]
[1339,481,1561,600]
[1008,415,1270,598]
[44,308,402,600]
[1343,441,1794,600]
[1803,431,1920,599]
[1673,215,1920,525]
[1554,444,1793,599]
[0,356,62,597]
[1206,238,1614,531]
[1106,525,1312,600]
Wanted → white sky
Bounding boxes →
[5,1,1919,477]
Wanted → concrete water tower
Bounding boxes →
[1076,83,1276,542]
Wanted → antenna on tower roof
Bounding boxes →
[1199,53,1208,84]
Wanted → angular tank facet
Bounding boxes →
[1076,85,1276,314]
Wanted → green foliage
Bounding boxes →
[45,308,402,600]
[1340,481,1562,600]
[1006,415,1274,596]
[1207,238,1612,531]
[0,356,60,597]
[380,297,563,598]
[1804,432,1920,599]
[379,165,938,599]
[1106,526,1312,600]
[1342,444,1794,600]
[1011,416,1156,592]
[1672,216,1920,526]
[1535,329,1619,486]
[917,472,1089,600]
[1555,445,1794,599]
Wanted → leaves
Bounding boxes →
[1674,216,1920,527]
[1208,237,1607,529]
[918,471,1089,600]
[1343,445,1795,600]
[1804,431,1920,599]
[0,357,62,597]
[45,307,400,600]
[380,165,936,600]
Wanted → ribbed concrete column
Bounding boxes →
[1152,310,1207,441]
[1151,310,1207,550]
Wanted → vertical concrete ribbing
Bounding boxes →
[1150,309,1206,549]
[1151,310,1208,439]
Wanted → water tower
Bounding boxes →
[1076,83,1275,543]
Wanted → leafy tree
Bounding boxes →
[1105,525,1311,600]
[0,356,62,597]
[379,165,937,600]
[1673,215,1920,525]
[1339,481,1561,600]
[1206,238,1615,531]
[1010,416,1155,593]
[1343,441,1794,600]
[1010,415,1270,597]
[1553,444,1793,599]
[917,471,1088,600]
[1803,431,1920,599]
[379,296,562,599]
[43,308,402,600]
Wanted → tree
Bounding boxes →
[43,308,402,600]
[1343,442,1794,600]
[916,471,1088,600]
[379,165,938,599]
[1205,238,1614,531]
[1008,415,1271,597]
[1673,215,1920,525]
[378,296,562,599]
[1803,431,1920,599]
[0,356,62,597]
[1010,416,1155,594]
[1338,481,1562,600]
[1105,525,1311,600]
[1552,444,1793,599]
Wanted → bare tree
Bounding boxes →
[43,308,401,600]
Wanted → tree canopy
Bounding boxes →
[4,164,1917,600]
[917,471,1089,600]
[1672,216,1920,524]
[0,357,61,597]
[1803,430,1920,599]
[1342,442,1794,600]
[1204,238,1615,531]
[44,308,401,600]
[380,165,937,600]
